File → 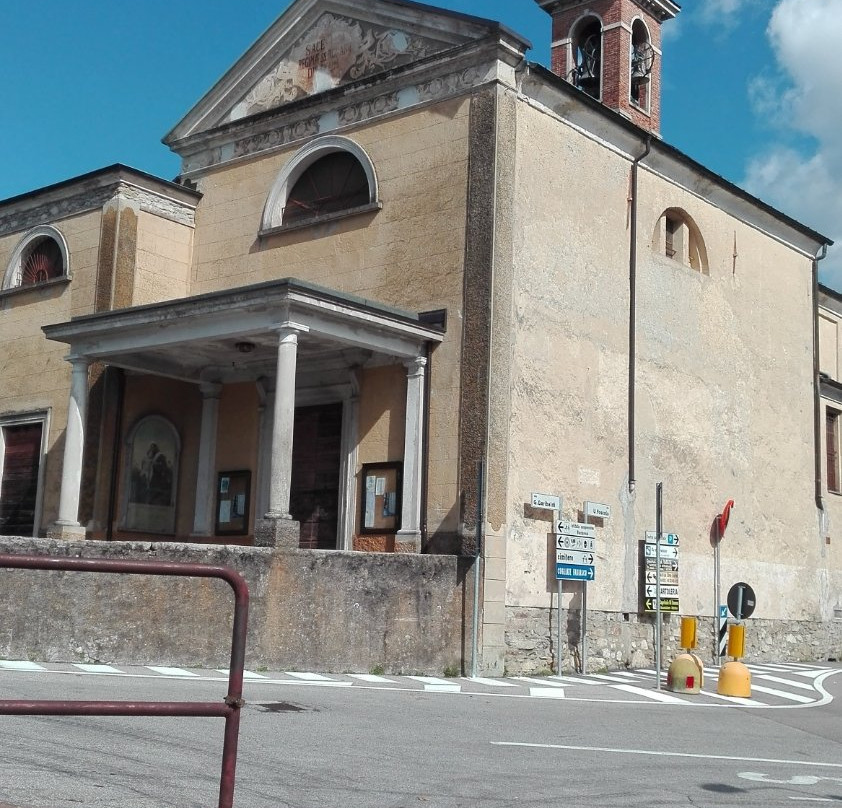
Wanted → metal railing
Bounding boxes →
[0,554,249,808]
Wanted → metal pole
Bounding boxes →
[655,482,663,690]
[582,507,589,675]
[714,521,721,666]
[557,578,563,677]
[470,460,484,678]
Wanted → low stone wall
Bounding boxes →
[505,606,842,674]
[0,538,472,675]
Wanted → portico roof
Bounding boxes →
[43,278,445,383]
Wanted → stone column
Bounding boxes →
[191,381,222,536]
[50,356,90,540]
[396,356,426,552]
[255,381,275,521]
[254,324,308,548]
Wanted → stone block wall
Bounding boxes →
[0,538,472,675]
[505,606,842,674]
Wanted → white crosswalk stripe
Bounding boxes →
[146,666,199,677]
[748,684,814,703]
[754,674,814,691]
[73,664,122,674]
[513,676,565,687]
[349,674,397,684]
[215,669,267,679]
[285,671,334,681]
[463,677,517,687]
[0,660,45,671]
[610,684,687,703]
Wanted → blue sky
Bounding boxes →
[2,0,839,282]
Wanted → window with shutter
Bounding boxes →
[827,410,840,493]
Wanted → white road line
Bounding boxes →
[789,798,834,802]
[463,677,516,687]
[790,669,834,680]
[215,669,267,679]
[749,684,814,704]
[73,664,122,674]
[349,674,397,684]
[490,742,842,768]
[0,661,45,671]
[285,672,334,681]
[755,674,815,691]
[423,683,461,693]
[407,676,453,685]
[588,673,642,683]
[529,687,566,699]
[555,676,601,685]
[513,677,566,687]
[610,684,687,703]
[701,689,763,706]
[146,666,199,677]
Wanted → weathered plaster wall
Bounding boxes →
[133,210,193,305]
[502,96,827,645]
[188,99,471,542]
[0,210,103,530]
[0,538,470,674]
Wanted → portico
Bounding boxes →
[43,278,444,550]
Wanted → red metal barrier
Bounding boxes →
[0,554,249,808]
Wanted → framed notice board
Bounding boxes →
[359,462,402,534]
[215,470,251,536]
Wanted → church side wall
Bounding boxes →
[500,98,838,672]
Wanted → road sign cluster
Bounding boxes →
[642,532,680,612]
[554,520,597,581]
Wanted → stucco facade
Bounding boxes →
[0,0,837,674]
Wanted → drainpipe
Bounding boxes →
[420,340,432,549]
[813,244,829,512]
[628,136,651,494]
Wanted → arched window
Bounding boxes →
[570,15,603,100]
[630,19,655,112]
[3,226,69,291]
[260,136,380,233]
[652,208,709,275]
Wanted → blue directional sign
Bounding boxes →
[556,563,595,581]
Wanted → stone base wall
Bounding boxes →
[0,538,472,675]
[505,606,842,674]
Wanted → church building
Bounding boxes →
[0,0,838,673]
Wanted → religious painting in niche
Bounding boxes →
[359,462,402,535]
[215,470,251,536]
[227,13,443,120]
[123,415,179,534]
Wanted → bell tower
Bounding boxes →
[535,0,680,135]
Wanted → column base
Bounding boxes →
[395,529,421,553]
[254,517,300,549]
[47,523,87,541]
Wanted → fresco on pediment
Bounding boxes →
[227,13,446,121]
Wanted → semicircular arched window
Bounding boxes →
[570,15,603,100]
[630,19,654,112]
[260,136,381,234]
[3,226,70,292]
[652,208,709,275]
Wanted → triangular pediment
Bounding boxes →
[166,0,512,146]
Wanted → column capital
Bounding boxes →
[65,354,90,370]
[404,355,427,376]
[272,321,310,342]
[198,381,223,398]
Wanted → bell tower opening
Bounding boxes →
[538,0,681,135]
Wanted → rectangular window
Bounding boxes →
[0,421,44,536]
[827,409,840,493]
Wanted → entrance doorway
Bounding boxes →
[0,422,44,536]
[290,402,342,549]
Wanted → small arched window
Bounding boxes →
[570,15,603,100]
[652,208,709,275]
[630,19,654,112]
[3,226,69,291]
[260,136,380,233]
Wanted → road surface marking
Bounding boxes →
[749,684,814,703]
[513,677,565,687]
[285,672,334,681]
[701,689,764,705]
[491,743,842,768]
[407,676,453,685]
[610,684,686,703]
[73,664,122,674]
[146,666,200,677]
[0,661,45,671]
[349,674,397,684]
[530,687,566,698]
[215,669,267,679]
[423,683,461,693]
[463,677,517,687]
[554,676,600,685]
[588,673,641,683]
[755,675,814,691]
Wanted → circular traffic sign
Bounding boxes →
[727,582,756,620]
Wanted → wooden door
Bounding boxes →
[0,423,43,536]
[290,403,342,549]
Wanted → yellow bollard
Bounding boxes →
[680,616,697,649]
[667,653,702,693]
[717,623,751,697]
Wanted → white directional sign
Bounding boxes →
[555,520,596,538]
[645,569,679,585]
[645,532,680,545]
[556,549,596,566]
[644,544,678,559]
[556,535,596,552]
[645,584,679,598]
[531,492,561,510]
[645,557,679,571]
[584,501,611,519]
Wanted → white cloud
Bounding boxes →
[743,0,842,285]
[698,0,757,25]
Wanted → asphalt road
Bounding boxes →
[0,664,840,808]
